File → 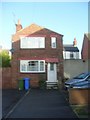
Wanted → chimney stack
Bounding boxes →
[15,19,22,32]
[73,38,77,47]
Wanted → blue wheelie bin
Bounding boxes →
[24,78,30,90]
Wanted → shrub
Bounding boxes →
[39,80,46,89]
[0,50,11,67]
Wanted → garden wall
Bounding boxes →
[2,67,12,89]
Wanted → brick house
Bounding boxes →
[11,20,64,89]
[81,33,90,61]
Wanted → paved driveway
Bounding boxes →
[0,90,2,120]
[5,89,78,118]
[2,89,26,118]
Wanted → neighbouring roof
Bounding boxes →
[16,23,63,36]
[85,33,90,41]
[63,45,79,52]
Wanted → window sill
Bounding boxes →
[20,71,45,73]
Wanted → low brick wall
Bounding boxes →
[2,67,12,89]
[0,68,2,89]
[69,88,90,105]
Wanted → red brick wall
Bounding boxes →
[81,34,90,60]
[2,67,12,89]
[11,27,64,88]
[0,68,2,89]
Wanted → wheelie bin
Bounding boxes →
[18,78,24,90]
[24,78,30,90]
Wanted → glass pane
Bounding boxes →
[51,37,56,48]
[40,61,44,71]
[21,37,45,48]
[21,64,26,71]
[28,61,38,71]
[50,63,54,71]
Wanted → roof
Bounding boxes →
[16,23,43,35]
[63,45,79,52]
[16,23,63,36]
[64,44,73,47]
[85,33,90,41]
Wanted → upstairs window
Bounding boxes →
[20,37,45,49]
[51,37,56,48]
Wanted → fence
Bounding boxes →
[64,59,88,79]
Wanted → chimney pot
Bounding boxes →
[73,38,77,47]
[18,19,21,24]
[16,19,22,32]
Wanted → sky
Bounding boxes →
[0,0,89,58]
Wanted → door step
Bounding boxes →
[46,82,58,89]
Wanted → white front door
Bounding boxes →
[47,63,57,82]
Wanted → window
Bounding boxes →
[20,37,45,49]
[70,52,74,59]
[20,60,45,73]
[51,37,56,48]
[50,63,54,71]
[28,61,38,71]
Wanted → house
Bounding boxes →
[81,33,90,61]
[63,38,79,59]
[11,20,64,89]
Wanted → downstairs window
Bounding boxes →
[20,60,45,73]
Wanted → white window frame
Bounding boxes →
[20,60,45,73]
[20,37,45,49]
[51,37,56,48]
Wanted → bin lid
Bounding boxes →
[24,78,30,80]
[71,81,90,89]
[19,78,23,80]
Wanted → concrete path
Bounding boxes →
[5,89,78,118]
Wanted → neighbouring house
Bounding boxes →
[11,20,64,89]
[81,33,90,61]
[63,38,79,59]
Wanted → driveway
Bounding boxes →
[2,89,26,118]
[4,89,78,118]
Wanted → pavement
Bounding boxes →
[2,88,78,119]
